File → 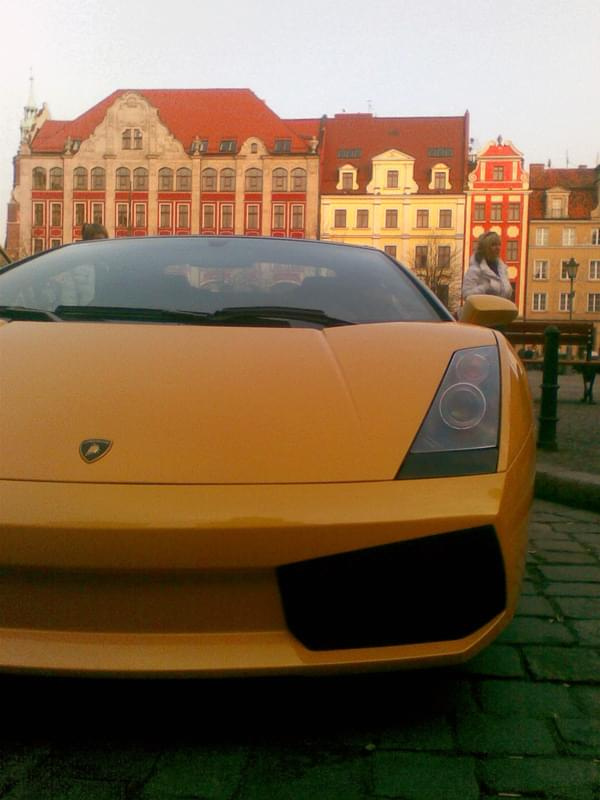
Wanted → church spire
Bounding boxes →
[20,71,38,144]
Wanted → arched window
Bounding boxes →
[122,129,132,149]
[291,168,306,191]
[32,167,46,189]
[245,168,263,192]
[201,168,217,191]
[158,167,173,191]
[133,129,143,149]
[73,167,87,190]
[176,167,192,191]
[220,168,235,192]
[116,167,131,190]
[272,168,288,192]
[91,167,105,190]
[49,167,64,190]
[133,167,148,191]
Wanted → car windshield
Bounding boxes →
[0,237,448,326]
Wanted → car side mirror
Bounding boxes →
[459,295,518,328]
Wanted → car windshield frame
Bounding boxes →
[0,236,452,327]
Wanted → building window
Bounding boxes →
[534,260,549,280]
[550,197,565,218]
[245,169,263,192]
[588,293,600,312]
[176,168,192,192]
[116,168,130,190]
[121,128,142,149]
[33,203,44,226]
[490,203,502,221]
[562,227,576,246]
[559,292,571,312]
[220,204,233,229]
[134,129,142,149]
[356,209,369,228]
[272,168,287,191]
[202,204,215,228]
[493,166,504,180]
[385,209,398,228]
[159,204,171,228]
[473,203,485,221]
[439,209,452,228]
[122,129,131,149]
[32,167,46,189]
[535,228,549,246]
[273,204,285,229]
[135,204,146,228]
[117,203,129,228]
[384,245,397,257]
[73,167,87,190]
[220,168,236,192]
[590,260,600,280]
[416,209,429,228]
[74,203,85,226]
[533,292,547,312]
[438,246,451,268]
[51,203,62,227]
[387,171,399,188]
[434,171,446,190]
[177,204,189,228]
[334,209,347,228]
[158,168,173,192]
[291,205,304,229]
[49,168,63,190]
[508,202,520,221]
[33,239,44,253]
[91,167,105,190]
[219,139,236,153]
[92,203,103,224]
[415,246,428,267]
[592,228,600,245]
[291,168,306,191]
[50,239,61,249]
[246,204,260,230]
[202,169,217,191]
[273,138,291,153]
[506,240,518,261]
[561,260,576,280]
[133,168,148,191]
[342,172,353,191]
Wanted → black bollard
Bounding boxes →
[538,326,560,450]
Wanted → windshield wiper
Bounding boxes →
[0,305,61,321]
[210,306,354,327]
[54,306,212,323]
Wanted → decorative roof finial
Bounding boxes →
[497,135,503,146]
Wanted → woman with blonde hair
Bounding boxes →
[462,231,512,299]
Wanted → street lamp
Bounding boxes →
[564,257,579,321]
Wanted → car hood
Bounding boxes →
[0,319,497,484]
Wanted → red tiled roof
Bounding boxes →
[31,89,310,154]
[529,165,600,219]
[319,112,469,194]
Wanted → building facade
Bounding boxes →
[527,164,600,345]
[316,112,469,311]
[6,89,320,259]
[464,138,530,314]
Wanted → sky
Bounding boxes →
[2,0,599,242]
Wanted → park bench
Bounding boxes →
[499,320,598,404]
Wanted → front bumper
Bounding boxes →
[0,433,534,675]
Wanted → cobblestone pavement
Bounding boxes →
[1,498,599,800]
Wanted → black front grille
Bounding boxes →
[277,526,506,651]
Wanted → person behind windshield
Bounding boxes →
[462,231,512,300]
[81,222,108,240]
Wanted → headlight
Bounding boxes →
[397,346,500,479]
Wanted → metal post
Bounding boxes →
[538,325,560,450]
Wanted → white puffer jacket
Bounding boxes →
[462,254,512,300]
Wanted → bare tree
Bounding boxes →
[409,237,462,310]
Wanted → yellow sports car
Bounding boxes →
[0,236,534,676]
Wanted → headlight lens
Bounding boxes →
[397,345,500,479]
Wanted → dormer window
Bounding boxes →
[493,165,504,180]
[274,138,291,153]
[219,139,237,153]
[546,188,569,219]
[336,164,358,191]
[122,128,142,150]
[428,163,451,191]
[387,170,399,188]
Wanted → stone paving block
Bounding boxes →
[551,521,600,534]
[555,596,600,619]
[571,620,600,646]
[373,752,479,800]
[538,564,600,582]
[523,646,600,682]
[533,551,598,564]
[529,539,589,553]
[378,714,454,751]
[498,617,575,645]
[456,712,556,755]
[460,645,526,678]
[4,776,125,800]
[478,680,582,719]
[555,718,600,756]
[47,743,159,782]
[519,579,538,595]
[572,686,600,716]
[515,595,555,616]
[545,581,600,597]
[478,756,600,800]
[139,746,248,800]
